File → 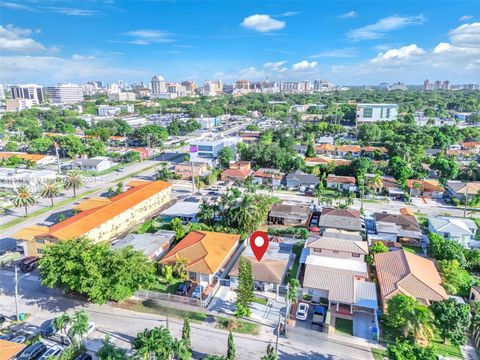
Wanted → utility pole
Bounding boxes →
[360,177,365,211]
[54,143,61,174]
[464,186,468,218]
[191,161,196,194]
[14,266,19,321]
[284,283,290,336]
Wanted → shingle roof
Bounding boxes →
[285,170,319,185]
[161,230,240,275]
[326,174,356,185]
[319,208,363,232]
[375,250,447,304]
[34,181,171,241]
[229,256,288,284]
[446,181,480,195]
[375,213,421,233]
[429,217,477,236]
[306,237,368,254]
[269,203,310,221]
[221,168,251,179]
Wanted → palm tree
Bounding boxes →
[198,201,215,226]
[0,207,5,217]
[403,304,435,345]
[173,257,188,280]
[172,338,191,360]
[63,170,84,198]
[68,310,90,343]
[40,180,62,207]
[133,326,174,360]
[366,173,383,198]
[23,159,37,169]
[54,313,72,345]
[12,185,36,217]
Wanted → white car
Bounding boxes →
[295,303,309,321]
[39,345,63,360]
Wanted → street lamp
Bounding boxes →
[14,265,30,321]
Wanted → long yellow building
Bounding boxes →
[14,180,171,256]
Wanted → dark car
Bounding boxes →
[40,319,57,337]
[176,280,193,296]
[17,342,47,360]
[0,314,6,325]
[20,256,40,272]
[0,333,14,340]
[74,353,93,360]
[312,305,327,329]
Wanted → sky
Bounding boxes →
[0,0,479,86]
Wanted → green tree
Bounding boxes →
[85,139,107,157]
[218,147,235,168]
[54,313,72,344]
[12,185,37,217]
[431,298,471,345]
[40,180,62,207]
[388,156,412,186]
[58,134,85,158]
[386,341,436,360]
[28,137,54,154]
[227,332,235,360]
[133,125,168,147]
[97,334,128,360]
[386,294,435,344]
[288,279,300,305]
[39,238,156,304]
[171,217,187,241]
[370,241,388,255]
[431,157,459,182]
[63,170,84,197]
[305,142,316,158]
[5,141,19,152]
[261,344,277,360]
[427,233,466,266]
[235,257,254,317]
[438,259,476,297]
[173,257,188,280]
[182,315,191,351]
[68,310,90,343]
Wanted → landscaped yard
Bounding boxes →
[253,296,268,305]
[371,348,386,360]
[285,244,303,284]
[402,245,424,255]
[334,318,353,336]
[148,279,183,294]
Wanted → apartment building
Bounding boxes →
[13,181,172,255]
[47,83,84,104]
[356,103,398,125]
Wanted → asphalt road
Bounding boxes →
[0,268,374,360]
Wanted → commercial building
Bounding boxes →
[189,137,237,159]
[47,83,83,104]
[97,104,135,117]
[0,168,57,193]
[13,180,172,255]
[5,98,37,112]
[151,75,166,96]
[10,84,44,103]
[356,103,398,125]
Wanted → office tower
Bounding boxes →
[151,75,166,95]
[11,84,44,103]
[46,83,83,104]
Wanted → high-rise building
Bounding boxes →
[0,85,5,101]
[235,80,250,91]
[151,75,166,96]
[11,84,44,103]
[46,83,83,104]
[181,81,198,94]
[423,79,431,91]
[442,80,451,90]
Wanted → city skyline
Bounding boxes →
[1,1,479,85]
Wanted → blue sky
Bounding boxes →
[1,1,479,85]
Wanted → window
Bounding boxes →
[352,253,360,257]
[363,107,373,118]
[386,108,391,118]
[198,145,213,152]
[37,248,43,254]
[333,250,339,254]
[314,248,322,253]
[36,239,45,244]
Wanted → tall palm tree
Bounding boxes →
[403,304,435,345]
[68,310,90,343]
[54,313,72,345]
[133,326,174,360]
[40,180,62,207]
[198,201,215,226]
[63,170,84,198]
[173,257,188,280]
[23,159,37,169]
[12,185,36,217]
[366,173,383,198]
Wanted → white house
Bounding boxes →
[356,103,398,125]
[428,217,478,248]
[70,156,113,173]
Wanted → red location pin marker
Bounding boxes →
[250,231,269,262]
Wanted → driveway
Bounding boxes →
[353,311,377,345]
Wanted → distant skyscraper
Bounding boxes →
[11,84,44,103]
[151,75,166,95]
[442,80,450,90]
[434,80,442,90]
[423,79,430,91]
[235,80,250,90]
[46,83,83,104]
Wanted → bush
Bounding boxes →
[451,197,460,206]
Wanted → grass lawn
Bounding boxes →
[148,279,183,294]
[253,297,268,305]
[402,245,424,255]
[285,244,303,284]
[371,348,386,360]
[216,316,260,335]
[334,318,353,336]
[139,299,208,322]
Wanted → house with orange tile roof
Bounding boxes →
[336,145,361,158]
[314,144,336,155]
[13,181,172,256]
[160,230,240,287]
[406,179,445,199]
[252,168,284,187]
[304,157,352,167]
[375,250,448,309]
[220,161,252,182]
[0,339,26,360]
[326,174,356,191]
[0,152,56,166]
[462,142,480,153]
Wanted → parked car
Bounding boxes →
[20,256,40,272]
[17,342,47,360]
[11,335,27,343]
[40,318,57,337]
[191,284,203,299]
[295,303,309,321]
[39,345,63,360]
[312,305,327,327]
[0,314,6,325]
[74,353,93,360]
[0,333,14,340]
[176,280,193,296]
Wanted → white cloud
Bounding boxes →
[348,14,426,41]
[1,2,34,11]
[309,48,357,58]
[459,15,473,22]
[448,22,480,47]
[241,14,285,32]
[72,54,96,60]
[0,25,53,52]
[279,11,300,17]
[339,11,357,19]
[372,44,425,63]
[263,61,287,69]
[45,7,97,16]
[121,29,174,45]
[292,60,318,71]
[0,55,148,84]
